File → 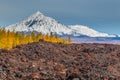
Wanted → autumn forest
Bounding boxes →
[0,28,71,50]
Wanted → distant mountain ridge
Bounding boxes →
[5,11,118,37]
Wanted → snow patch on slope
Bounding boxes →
[69,25,116,37]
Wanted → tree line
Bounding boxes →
[0,28,71,50]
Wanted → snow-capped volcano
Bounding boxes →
[5,11,117,37]
[6,11,72,35]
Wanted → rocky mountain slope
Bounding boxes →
[0,41,120,79]
[5,11,117,37]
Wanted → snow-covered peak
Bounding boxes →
[31,11,43,17]
[6,11,72,35]
[5,11,118,37]
[35,11,43,15]
[27,11,44,21]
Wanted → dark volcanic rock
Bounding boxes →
[0,41,120,80]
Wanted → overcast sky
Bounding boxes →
[0,0,120,34]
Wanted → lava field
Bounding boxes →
[0,41,120,80]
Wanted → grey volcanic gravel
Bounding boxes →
[0,41,120,80]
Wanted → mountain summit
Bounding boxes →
[6,11,72,35]
[6,11,116,37]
